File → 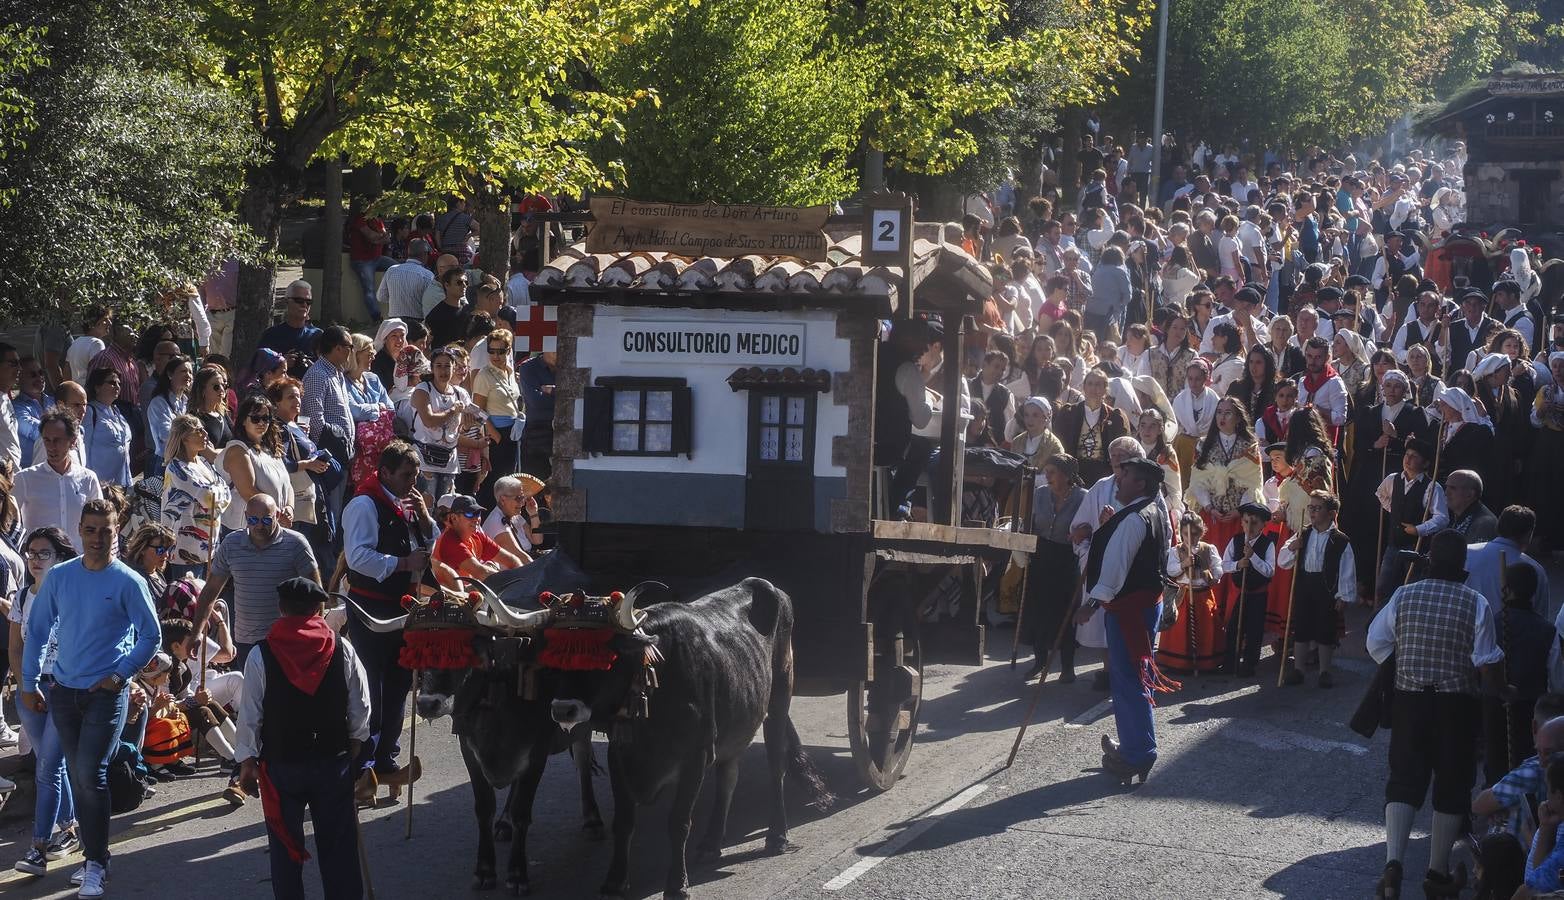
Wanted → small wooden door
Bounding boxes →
[744,391,816,531]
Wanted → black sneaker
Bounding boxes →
[46,829,80,860]
[14,847,47,876]
[162,761,199,777]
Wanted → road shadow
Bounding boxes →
[1260,843,1393,899]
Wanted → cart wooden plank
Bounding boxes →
[870,519,1038,553]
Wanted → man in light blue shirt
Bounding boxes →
[21,499,159,896]
[1466,506,1549,620]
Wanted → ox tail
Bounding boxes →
[784,716,834,810]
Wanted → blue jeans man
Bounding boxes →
[48,685,130,871]
[350,256,396,322]
[1104,600,1162,769]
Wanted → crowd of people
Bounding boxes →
[888,137,1563,898]
[0,197,559,897]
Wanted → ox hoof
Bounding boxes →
[505,877,530,896]
[764,836,799,855]
[583,821,606,841]
[598,882,627,898]
[473,872,497,891]
[492,820,514,842]
[694,845,722,863]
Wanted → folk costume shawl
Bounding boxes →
[1184,433,1264,515]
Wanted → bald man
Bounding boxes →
[1473,699,1564,831]
[194,494,321,663]
[420,253,462,318]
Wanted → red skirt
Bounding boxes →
[1264,522,1293,641]
[1202,512,1244,626]
[1156,586,1226,673]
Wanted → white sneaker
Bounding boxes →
[0,724,18,747]
[69,860,107,886]
[0,774,16,792]
[77,861,106,898]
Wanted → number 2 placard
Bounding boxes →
[870,209,901,253]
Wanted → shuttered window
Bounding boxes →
[582,378,692,457]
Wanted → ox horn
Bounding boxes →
[611,589,643,632]
[461,578,554,633]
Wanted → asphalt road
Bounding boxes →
[0,600,1426,900]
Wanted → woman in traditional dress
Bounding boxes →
[1172,357,1220,487]
[1405,343,1444,409]
[1157,512,1225,674]
[1136,407,1183,525]
[1529,353,1564,550]
[1184,396,1265,619]
[1471,352,1526,511]
[1011,397,1065,468]
[1431,386,1493,484]
[1052,368,1130,487]
[1149,313,1195,403]
[1020,454,1088,682]
[1344,370,1426,594]
[1206,321,1245,397]
[1226,345,1279,427]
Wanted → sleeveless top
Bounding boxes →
[220,440,294,531]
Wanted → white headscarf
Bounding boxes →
[1107,377,1143,419]
[1471,352,1512,383]
[1020,396,1053,428]
[374,317,408,352]
[1381,369,1410,390]
[1332,329,1368,367]
[1437,386,1492,435]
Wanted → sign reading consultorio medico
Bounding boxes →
[615,320,806,366]
[586,198,831,261]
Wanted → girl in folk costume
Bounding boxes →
[1345,370,1427,595]
[1157,512,1225,673]
[1528,353,1564,550]
[1431,385,1494,485]
[1278,491,1358,689]
[1206,321,1246,397]
[1222,502,1277,677]
[1263,408,1335,639]
[1011,397,1065,468]
[1255,378,1300,447]
[1471,352,1526,512]
[1149,313,1196,402]
[1053,369,1131,487]
[1136,408,1183,525]
[1184,396,1265,625]
[1172,357,1220,489]
[1373,436,1449,602]
[1405,343,1444,409]
[1227,345,1279,430]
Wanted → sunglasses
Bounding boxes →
[23,549,56,561]
[487,344,507,353]
[246,515,275,527]
[247,413,273,425]
[461,510,482,519]
[152,545,171,557]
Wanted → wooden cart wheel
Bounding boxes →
[847,627,923,792]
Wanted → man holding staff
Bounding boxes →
[1077,456,1174,784]
[1278,491,1356,688]
[1373,437,1447,603]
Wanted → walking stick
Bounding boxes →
[1400,422,1446,588]
[1004,579,1084,769]
[1232,530,1249,676]
[406,673,418,839]
[354,807,377,899]
[1010,470,1038,670]
[1178,519,1197,677]
[1501,551,1515,771]
[1277,526,1301,688]
[1372,441,1388,603]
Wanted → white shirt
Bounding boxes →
[1236,220,1265,264]
[342,490,435,582]
[232,634,372,762]
[1278,526,1359,604]
[1391,318,1440,363]
[1366,582,1503,666]
[187,294,213,350]
[1501,306,1536,351]
[1296,373,1348,427]
[1083,494,1163,602]
[67,336,105,384]
[13,459,103,550]
[1221,532,1276,580]
[1231,181,1261,202]
[377,260,435,321]
[482,506,533,554]
[1173,386,1219,437]
[1115,346,1152,379]
[0,393,18,469]
[1374,472,1450,536]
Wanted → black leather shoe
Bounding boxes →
[1375,860,1402,899]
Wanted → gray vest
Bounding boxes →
[1392,579,1481,695]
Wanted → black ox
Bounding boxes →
[546,577,832,900]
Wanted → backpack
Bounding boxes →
[107,741,153,814]
[144,712,194,766]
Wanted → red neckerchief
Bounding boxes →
[354,474,415,523]
[1301,362,1338,396]
[264,615,336,695]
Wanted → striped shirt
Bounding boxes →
[209,527,319,644]
[302,357,354,448]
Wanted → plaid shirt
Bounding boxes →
[1492,756,1542,813]
[1367,576,1503,696]
[302,357,354,448]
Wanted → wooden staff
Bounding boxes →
[1501,551,1514,771]
[1005,578,1083,769]
[1231,530,1250,676]
[1276,525,1301,688]
[1372,436,1389,603]
[1010,470,1038,670]
[406,673,418,839]
[354,808,377,899]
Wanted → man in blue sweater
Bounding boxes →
[21,498,160,898]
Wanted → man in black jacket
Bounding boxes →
[1444,469,1498,544]
[236,577,370,900]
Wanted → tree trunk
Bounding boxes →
[321,155,344,326]
[233,162,304,372]
[472,183,511,286]
[1061,109,1080,205]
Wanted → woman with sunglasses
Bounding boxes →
[123,523,176,612]
[145,355,193,479]
[411,347,472,499]
[218,395,294,535]
[190,365,233,452]
[267,377,337,552]
[347,332,396,487]
[471,328,521,507]
[160,414,230,580]
[7,527,81,877]
[82,368,132,489]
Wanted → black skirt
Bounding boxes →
[1023,538,1080,653]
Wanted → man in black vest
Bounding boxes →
[236,577,370,900]
[1076,456,1171,783]
[1279,491,1357,688]
[1444,289,1499,372]
[1222,502,1276,677]
[341,440,435,804]
[1374,438,1448,603]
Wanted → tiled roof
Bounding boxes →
[532,228,992,314]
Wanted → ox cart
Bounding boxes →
[529,196,1037,791]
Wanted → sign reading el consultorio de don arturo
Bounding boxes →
[586,198,832,262]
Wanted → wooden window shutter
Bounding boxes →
[670,386,693,456]
[582,386,613,454]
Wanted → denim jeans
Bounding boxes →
[263,755,363,900]
[350,257,396,322]
[17,688,75,844]
[1104,601,1163,769]
[49,684,129,865]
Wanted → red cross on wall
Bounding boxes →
[514,304,558,353]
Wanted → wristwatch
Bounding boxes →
[108,673,126,690]
[1083,598,1102,611]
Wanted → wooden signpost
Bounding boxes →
[586,198,832,261]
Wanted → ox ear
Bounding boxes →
[624,581,674,609]
[611,630,658,654]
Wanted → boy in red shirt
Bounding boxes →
[431,495,526,589]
